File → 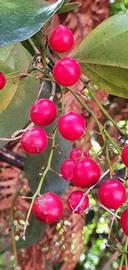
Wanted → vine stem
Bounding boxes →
[22,129,57,239]
[87,84,123,135]
[98,203,120,219]
[68,88,121,154]
[119,237,128,270]
[28,38,40,54]
[106,142,114,177]
[10,186,21,267]
[0,122,34,142]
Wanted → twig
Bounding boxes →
[98,202,120,219]
[0,122,34,142]
[22,129,57,239]
[28,38,40,55]
[0,148,24,169]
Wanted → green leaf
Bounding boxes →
[17,216,46,249]
[57,2,80,14]
[74,12,128,98]
[0,44,35,113]
[25,132,71,195]
[0,44,39,147]
[0,0,64,47]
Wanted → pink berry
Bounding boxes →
[53,57,81,86]
[32,192,63,223]
[98,179,126,210]
[120,208,128,236]
[0,72,6,89]
[121,145,128,167]
[58,112,85,141]
[30,98,57,126]
[21,127,48,154]
[67,191,89,214]
[72,158,101,188]
[60,159,75,181]
[69,147,89,161]
[49,24,74,53]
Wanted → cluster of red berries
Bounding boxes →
[49,24,81,87]
[19,25,128,240]
[0,25,128,249]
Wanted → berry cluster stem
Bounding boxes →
[119,237,128,270]
[68,87,121,154]
[87,84,123,135]
[22,128,57,238]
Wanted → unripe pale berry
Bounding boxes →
[58,112,85,141]
[53,57,81,86]
[67,191,89,214]
[32,192,63,223]
[30,98,57,126]
[60,159,75,181]
[69,147,89,161]
[21,127,48,154]
[0,72,6,89]
[120,208,128,236]
[72,158,101,188]
[121,145,128,167]
[98,179,126,210]
[49,24,74,53]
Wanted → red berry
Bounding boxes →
[0,72,6,89]
[53,57,81,86]
[30,98,57,126]
[58,112,85,141]
[121,145,128,167]
[72,159,101,188]
[69,147,89,161]
[60,159,75,181]
[120,208,128,236]
[21,127,48,154]
[67,191,89,214]
[32,192,63,223]
[98,179,126,210]
[49,24,74,53]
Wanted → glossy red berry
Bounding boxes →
[67,191,89,214]
[121,145,128,167]
[98,179,126,210]
[21,127,48,154]
[0,72,6,89]
[58,112,85,141]
[69,147,89,161]
[30,98,57,126]
[32,192,63,223]
[49,24,74,53]
[120,208,128,236]
[60,159,75,181]
[53,57,81,86]
[72,158,101,188]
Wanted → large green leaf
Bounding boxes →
[74,12,128,98]
[0,44,39,147]
[0,44,35,113]
[0,0,64,47]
